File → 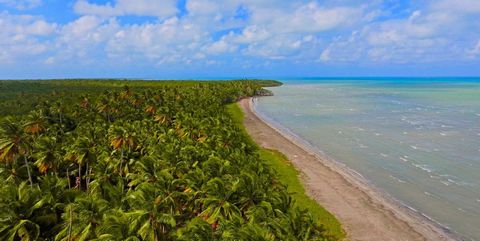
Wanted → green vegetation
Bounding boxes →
[0,80,336,240]
[226,103,344,240]
[258,150,344,239]
[250,80,283,87]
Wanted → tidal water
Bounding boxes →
[255,78,480,240]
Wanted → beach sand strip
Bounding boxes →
[239,97,456,241]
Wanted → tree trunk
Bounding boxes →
[120,149,125,194]
[85,162,89,190]
[67,167,71,189]
[23,154,33,187]
[78,163,82,189]
[153,221,159,241]
[119,149,124,176]
[68,207,73,241]
[86,162,92,191]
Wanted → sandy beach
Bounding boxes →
[239,97,456,241]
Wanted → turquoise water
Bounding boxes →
[255,79,480,240]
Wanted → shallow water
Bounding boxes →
[255,78,480,240]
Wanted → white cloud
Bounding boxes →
[433,0,480,14]
[49,16,120,63]
[62,15,104,38]
[105,17,209,63]
[0,12,56,35]
[319,48,330,62]
[319,0,480,63]
[231,25,271,44]
[204,38,237,55]
[250,2,365,34]
[0,12,56,63]
[0,0,42,10]
[468,40,480,57]
[74,0,178,18]
[186,0,221,16]
[241,34,320,60]
[25,19,56,35]
[209,1,368,61]
[2,0,480,69]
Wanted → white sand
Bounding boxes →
[240,98,457,241]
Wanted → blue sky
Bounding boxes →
[1,0,480,79]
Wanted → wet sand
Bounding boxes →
[239,97,456,241]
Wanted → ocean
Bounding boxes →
[254,78,480,240]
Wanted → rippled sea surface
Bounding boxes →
[255,78,480,240]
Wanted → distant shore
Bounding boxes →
[239,97,457,241]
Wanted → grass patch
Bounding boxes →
[227,102,345,240]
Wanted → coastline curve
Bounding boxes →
[242,97,458,241]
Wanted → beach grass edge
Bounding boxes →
[226,102,345,240]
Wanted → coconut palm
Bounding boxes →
[198,177,242,229]
[95,209,141,241]
[0,118,34,186]
[0,182,42,241]
[33,136,61,174]
[108,124,137,176]
[24,110,47,136]
[55,195,109,241]
[175,218,215,241]
[126,182,177,241]
[0,80,330,241]
[65,136,98,190]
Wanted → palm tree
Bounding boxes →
[0,118,34,186]
[175,218,214,241]
[0,80,330,240]
[0,182,42,240]
[66,136,98,190]
[37,175,71,222]
[95,209,141,241]
[108,124,137,177]
[33,136,61,174]
[126,180,179,241]
[51,101,66,126]
[96,97,113,122]
[79,95,90,110]
[55,195,109,241]
[24,110,47,136]
[144,100,157,116]
[198,177,242,230]
[120,85,132,100]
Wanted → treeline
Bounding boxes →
[0,80,330,240]
[0,80,278,117]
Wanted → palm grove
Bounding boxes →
[0,80,330,241]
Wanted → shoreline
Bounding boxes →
[240,97,458,241]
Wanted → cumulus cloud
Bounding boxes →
[0,12,56,63]
[468,40,480,57]
[186,0,222,16]
[319,48,330,62]
[204,38,238,55]
[49,16,119,63]
[207,1,369,61]
[105,17,209,64]
[74,0,178,18]
[433,0,480,14]
[251,3,365,34]
[319,0,480,63]
[230,25,271,44]
[0,0,41,10]
[241,34,320,60]
[1,0,480,70]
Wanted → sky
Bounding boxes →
[1,0,480,79]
